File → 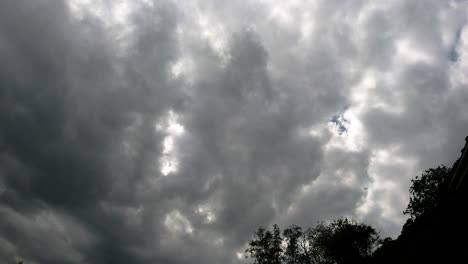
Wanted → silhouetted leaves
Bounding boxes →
[246,218,381,264]
[283,225,313,264]
[245,224,283,264]
[309,218,380,264]
[403,165,449,220]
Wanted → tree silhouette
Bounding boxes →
[309,218,380,264]
[372,155,468,264]
[245,224,283,264]
[246,218,381,264]
[403,165,449,221]
[247,138,468,264]
[283,225,313,264]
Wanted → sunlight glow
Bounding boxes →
[326,109,365,152]
[196,13,231,64]
[164,210,194,235]
[196,205,216,223]
[396,39,434,64]
[156,110,185,176]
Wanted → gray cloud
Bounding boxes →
[1,0,468,263]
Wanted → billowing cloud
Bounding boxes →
[1,0,467,263]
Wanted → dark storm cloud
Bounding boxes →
[1,0,468,263]
[0,0,179,263]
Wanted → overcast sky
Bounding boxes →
[1,0,467,263]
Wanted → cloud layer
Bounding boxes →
[1,0,467,263]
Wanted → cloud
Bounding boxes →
[1,0,467,263]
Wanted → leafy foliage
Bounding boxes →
[245,224,283,264]
[310,218,380,264]
[246,219,381,264]
[283,225,313,264]
[403,165,449,220]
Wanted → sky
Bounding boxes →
[0,0,467,263]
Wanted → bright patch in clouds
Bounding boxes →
[396,39,434,64]
[156,110,185,176]
[196,205,216,223]
[164,210,194,235]
[68,0,132,25]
